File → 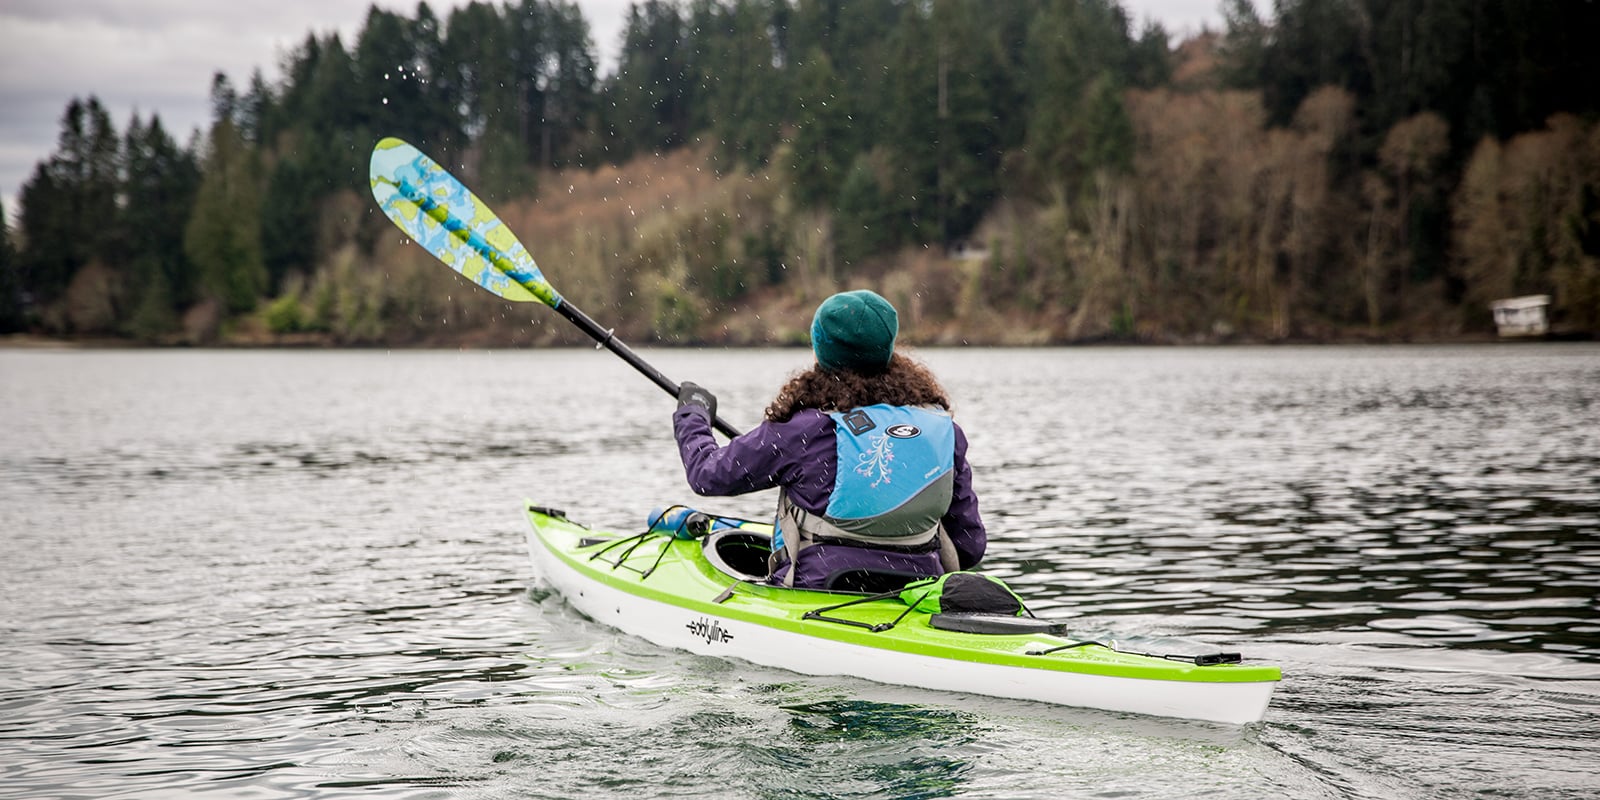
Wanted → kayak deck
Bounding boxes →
[524,503,1281,723]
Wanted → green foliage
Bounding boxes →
[122,114,201,313]
[307,253,385,342]
[10,0,1600,344]
[876,0,1021,244]
[1111,301,1135,339]
[262,276,307,334]
[651,276,702,342]
[126,264,179,341]
[787,51,849,207]
[605,1,694,159]
[525,1,602,168]
[1022,0,1140,194]
[185,118,267,314]
[834,152,898,267]
[1253,0,1364,129]
[1079,75,1135,176]
[0,200,20,332]
[1218,0,1267,89]
[17,98,120,313]
[1128,20,1172,89]
[260,155,316,293]
[354,7,433,142]
[694,0,788,169]
[1228,0,1600,161]
[473,128,540,202]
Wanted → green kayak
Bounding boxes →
[524,503,1282,724]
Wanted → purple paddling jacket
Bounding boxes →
[673,406,986,588]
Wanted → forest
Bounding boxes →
[2,0,1597,347]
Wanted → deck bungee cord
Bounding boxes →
[578,507,1255,669]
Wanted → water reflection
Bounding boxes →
[1,346,1597,799]
[945,346,1600,666]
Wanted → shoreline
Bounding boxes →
[5,331,1580,350]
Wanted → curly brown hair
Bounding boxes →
[765,352,952,422]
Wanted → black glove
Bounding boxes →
[676,381,717,421]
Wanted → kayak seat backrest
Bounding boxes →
[704,530,940,594]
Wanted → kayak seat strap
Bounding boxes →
[775,490,959,588]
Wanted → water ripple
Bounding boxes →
[2,346,1598,799]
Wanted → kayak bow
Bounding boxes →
[524,503,1281,724]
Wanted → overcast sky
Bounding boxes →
[0,0,1223,222]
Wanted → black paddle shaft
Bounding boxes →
[554,300,743,439]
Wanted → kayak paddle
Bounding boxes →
[368,137,742,438]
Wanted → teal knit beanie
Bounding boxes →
[810,290,898,372]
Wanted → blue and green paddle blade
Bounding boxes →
[366,136,743,438]
[369,136,560,307]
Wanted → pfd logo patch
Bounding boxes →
[886,424,921,439]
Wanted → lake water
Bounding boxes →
[2,344,1597,799]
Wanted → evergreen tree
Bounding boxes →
[926,0,1022,242]
[260,155,315,295]
[1257,0,1365,128]
[606,1,693,159]
[503,0,602,171]
[788,50,849,207]
[1455,0,1600,143]
[0,199,20,332]
[787,0,903,150]
[441,3,519,169]
[537,0,601,168]
[1218,0,1269,89]
[877,9,939,245]
[876,5,934,243]
[694,0,786,168]
[210,72,239,128]
[834,152,898,267]
[302,36,365,190]
[354,6,436,145]
[315,34,360,137]
[506,0,553,167]
[239,69,273,146]
[275,34,326,138]
[185,82,266,315]
[16,163,72,309]
[121,114,201,336]
[82,99,122,266]
[1023,0,1139,194]
[16,97,121,308]
[435,2,537,197]
[1078,73,1135,177]
[407,2,458,149]
[1128,20,1172,89]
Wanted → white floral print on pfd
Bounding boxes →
[855,433,895,487]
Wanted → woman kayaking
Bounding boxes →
[672,289,986,590]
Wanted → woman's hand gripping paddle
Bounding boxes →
[368,137,742,438]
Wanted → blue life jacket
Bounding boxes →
[775,404,956,555]
[823,404,956,538]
